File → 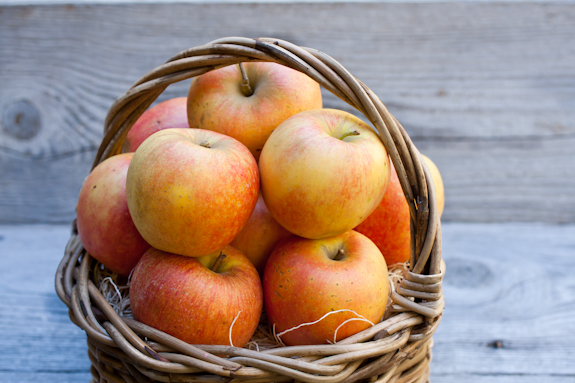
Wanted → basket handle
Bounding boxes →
[92,36,441,279]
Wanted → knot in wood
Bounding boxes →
[2,99,41,140]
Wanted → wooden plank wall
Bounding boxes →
[1,2,574,224]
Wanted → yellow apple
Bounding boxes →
[126,128,259,258]
[259,109,390,239]
[422,154,445,217]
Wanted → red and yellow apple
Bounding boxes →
[130,246,263,347]
[126,128,259,258]
[124,97,188,153]
[354,154,445,266]
[259,108,390,239]
[354,162,410,266]
[263,230,389,346]
[76,153,150,276]
[230,193,292,276]
[187,62,322,161]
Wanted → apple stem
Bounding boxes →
[333,249,346,261]
[238,63,254,97]
[211,252,226,272]
[200,141,211,148]
[339,130,361,140]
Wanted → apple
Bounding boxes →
[259,108,391,240]
[130,246,263,347]
[124,97,189,153]
[230,193,292,276]
[187,62,322,161]
[76,153,151,276]
[354,162,410,266]
[422,154,445,217]
[354,154,445,266]
[263,230,389,346]
[126,128,259,258]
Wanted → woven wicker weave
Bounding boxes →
[55,37,445,383]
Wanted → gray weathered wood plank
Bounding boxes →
[0,225,91,382]
[1,223,574,382]
[433,223,575,379]
[1,2,575,224]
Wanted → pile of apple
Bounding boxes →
[76,62,444,348]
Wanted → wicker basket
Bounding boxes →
[55,37,445,383]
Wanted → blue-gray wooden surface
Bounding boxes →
[2,223,574,382]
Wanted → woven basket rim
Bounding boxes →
[55,36,444,383]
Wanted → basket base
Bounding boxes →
[87,336,433,383]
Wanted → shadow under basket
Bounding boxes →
[55,37,445,383]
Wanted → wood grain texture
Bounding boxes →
[0,225,91,382]
[2,223,574,382]
[1,2,574,223]
[433,223,575,380]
